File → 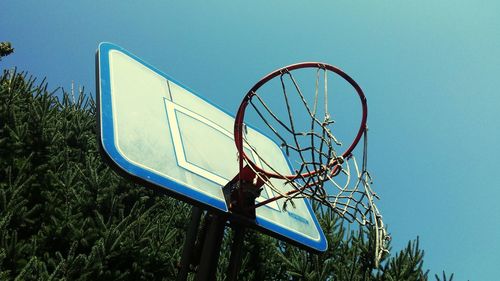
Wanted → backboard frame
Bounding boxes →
[96,42,327,252]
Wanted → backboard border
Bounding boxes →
[96,42,327,252]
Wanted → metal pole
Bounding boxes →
[194,214,226,281]
[177,207,203,281]
[227,224,246,281]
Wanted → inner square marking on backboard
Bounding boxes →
[164,98,281,211]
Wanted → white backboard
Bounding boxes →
[96,43,327,251]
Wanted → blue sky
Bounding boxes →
[2,1,500,279]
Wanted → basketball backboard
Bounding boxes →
[96,42,327,252]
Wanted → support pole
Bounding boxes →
[194,214,226,281]
[177,207,203,281]
[227,224,246,281]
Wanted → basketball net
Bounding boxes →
[234,64,390,266]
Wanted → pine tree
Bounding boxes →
[0,69,190,280]
[0,43,14,61]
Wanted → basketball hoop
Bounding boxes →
[229,62,389,266]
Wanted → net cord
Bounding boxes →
[237,64,389,265]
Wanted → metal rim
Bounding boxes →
[234,62,368,180]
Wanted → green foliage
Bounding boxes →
[0,43,14,61]
[435,271,454,281]
[0,69,454,280]
[0,69,189,280]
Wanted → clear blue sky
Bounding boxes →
[2,1,499,280]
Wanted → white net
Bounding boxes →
[239,65,390,265]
